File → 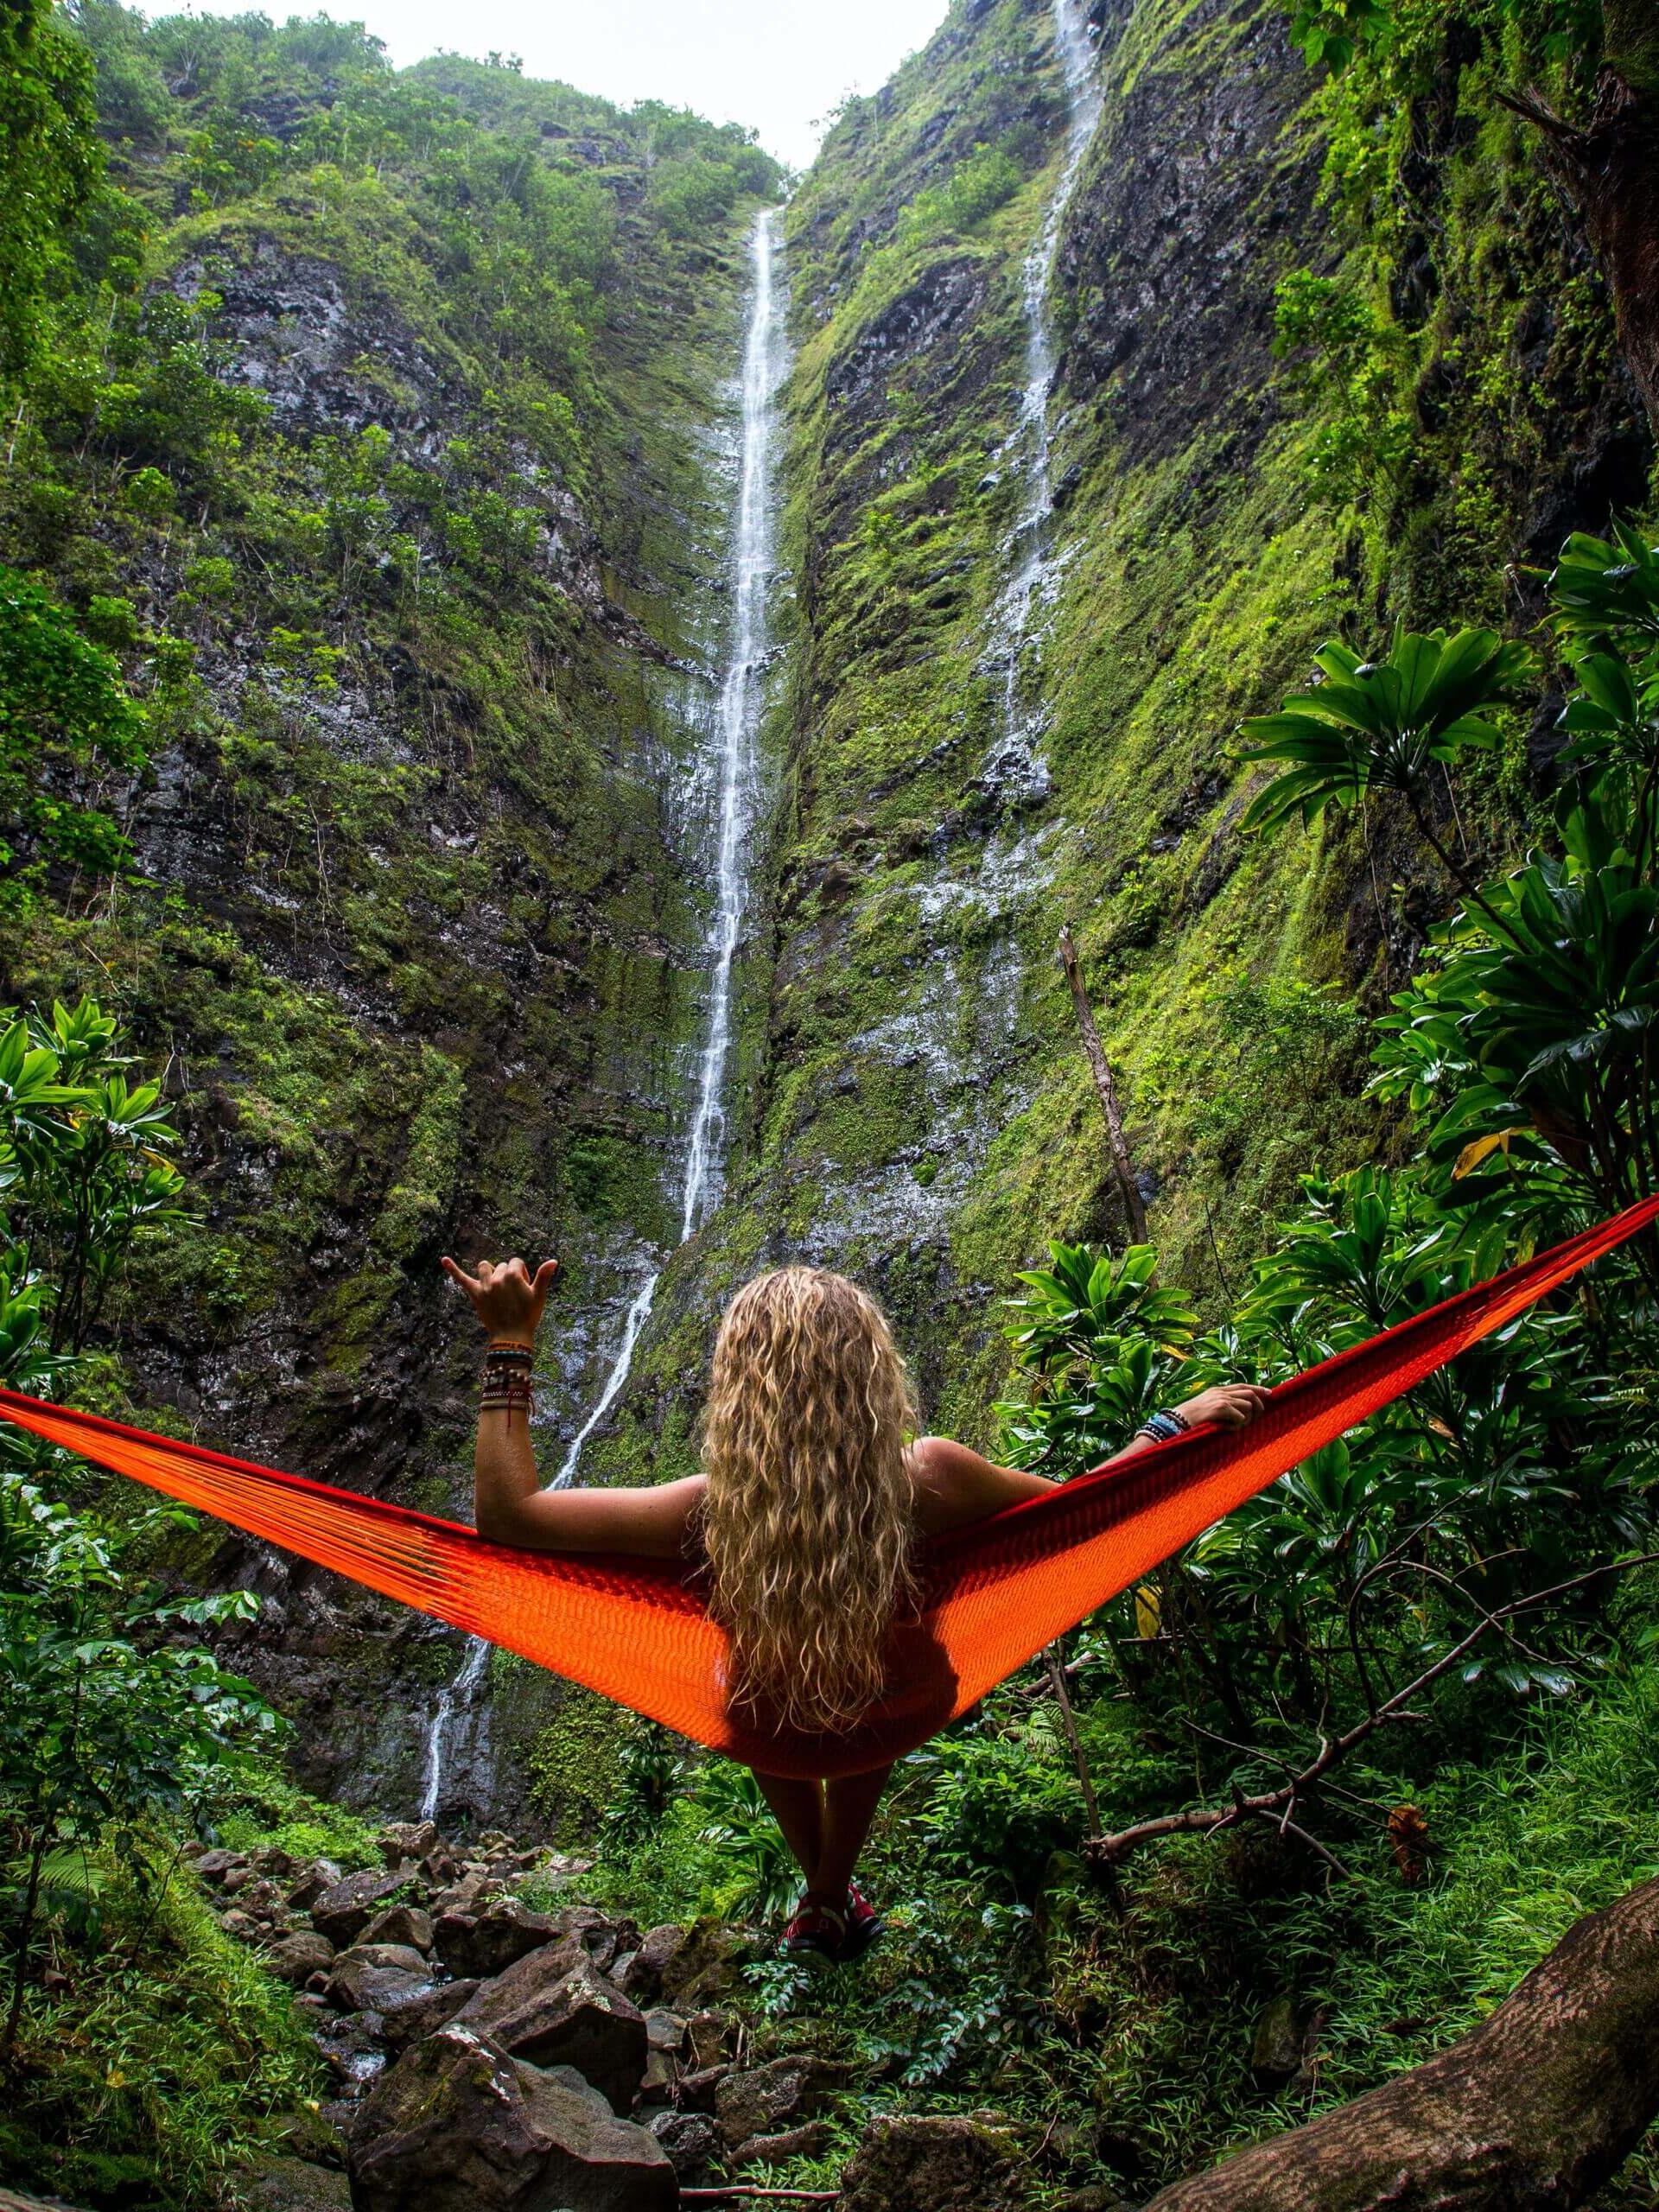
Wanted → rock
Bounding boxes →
[659,1919,750,2006]
[838,2112,1025,2212]
[715,2054,847,2150]
[194,1847,250,1886]
[287,1859,343,1913]
[377,1976,480,2054]
[316,2012,388,2099]
[264,1930,337,1986]
[1056,2191,1134,2212]
[1250,1993,1303,2088]
[346,2024,677,2212]
[684,2007,741,2069]
[644,2008,685,2052]
[326,1943,434,2015]
[376,1820,439,1866]
[458,1947,648,2113]
[617,1923,687,2005]
[311,1867,412,1948]
[649,2107,719,2185]
[733,2119,832,2166]
[422,1844,461,1885]
[236,2152,352,2211]
[641,2049,677,2097]
[674,2063,729,2113]
[434,1898,565,1979]
[359,1904,435,1954]
[220,1908,262,1940]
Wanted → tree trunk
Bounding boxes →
[1058,925,1147,1243]
[1516,16,1659,441]
[1144,1875,1659,2210]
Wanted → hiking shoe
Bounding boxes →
[838,1882,885,1962]
[779,1897,846,1967]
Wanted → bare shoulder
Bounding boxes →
[906,1435,1055,1535]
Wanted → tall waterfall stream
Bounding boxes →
[419,209,786,1822]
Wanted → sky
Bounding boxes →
[187,0,953,168]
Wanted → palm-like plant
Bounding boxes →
[1237,627,1535,938]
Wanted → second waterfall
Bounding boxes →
[419,208,788,1821]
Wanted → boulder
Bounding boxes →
[326,1944,433,2014]
[684,2007,741,2070]
[674,2063,729,2113]
[733,2119,833,2166]
[435,1898,563,1979]
[347,2026,676,2211]
[288,1859,344,1913]
[312,1868,413,1948]
[194,1847,250,1887]
[838,2112,1026,2212]
[715,2053,847,2150]
[377,1976,480,2055]
[220,1908,262,1940]
[648,2107,719,2185]
[644,2008,685,2053]
[376,1820,439,1866]
[264,1930,337,1986]
[360,1904,434,1954]
[458,1947,648,2113]
[616,1923,686,2005]
[659,1919,749,2006]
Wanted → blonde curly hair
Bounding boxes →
[701,1267,918,1737]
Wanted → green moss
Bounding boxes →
[526,1684,630,1848]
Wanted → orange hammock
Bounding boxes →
[1,1197,1654,1779]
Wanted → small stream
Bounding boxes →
[418,207,788,1823]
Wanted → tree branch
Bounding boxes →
[1089,1553,1659,1868]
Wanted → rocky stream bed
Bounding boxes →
[33,1821,1073,2212]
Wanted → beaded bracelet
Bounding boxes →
[1135,1408,1192,1445]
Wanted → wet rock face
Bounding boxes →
[345,2024,677,2212]
[174,244,448,441]
[1053,0,1321,467]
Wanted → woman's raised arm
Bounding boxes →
[441,1253,703,1558]
[909,1382,1271,1536]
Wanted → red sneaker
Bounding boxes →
[839,1882,885,1961]
[779,1897,846,1966]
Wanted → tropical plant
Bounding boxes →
[1237,627,1534,924]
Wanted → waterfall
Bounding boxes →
[416,207,786,1821]
[989,0,1102,752]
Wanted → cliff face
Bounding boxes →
[668,0,1650,1448]
[1,13,780,1818]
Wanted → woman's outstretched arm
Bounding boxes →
[910,1382,1271,1535]
[442,1253,703,1557]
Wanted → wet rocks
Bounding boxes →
[360,1904,433,1954]
[458,1947,649,2113]
[715,2052,848,2150]
[433,1897,563,1979]
[615,1921,687,2005]
[312,1868,416,1948]
[837,2111,1026,2212]
[346,2024,676,2212]
[265,1930,338,1986]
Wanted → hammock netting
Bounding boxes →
[2,1197,1654,1778]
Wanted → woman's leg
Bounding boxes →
[810,1762,893,1904]
[750,1770,824,1888]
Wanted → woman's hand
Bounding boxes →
[1173,1382,1272,1430]
[442,1254,559,1341]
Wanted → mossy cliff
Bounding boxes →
[0,9,781,1815]
[607,0,1652,1471]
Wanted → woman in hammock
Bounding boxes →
[442,1249,1268,1966]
